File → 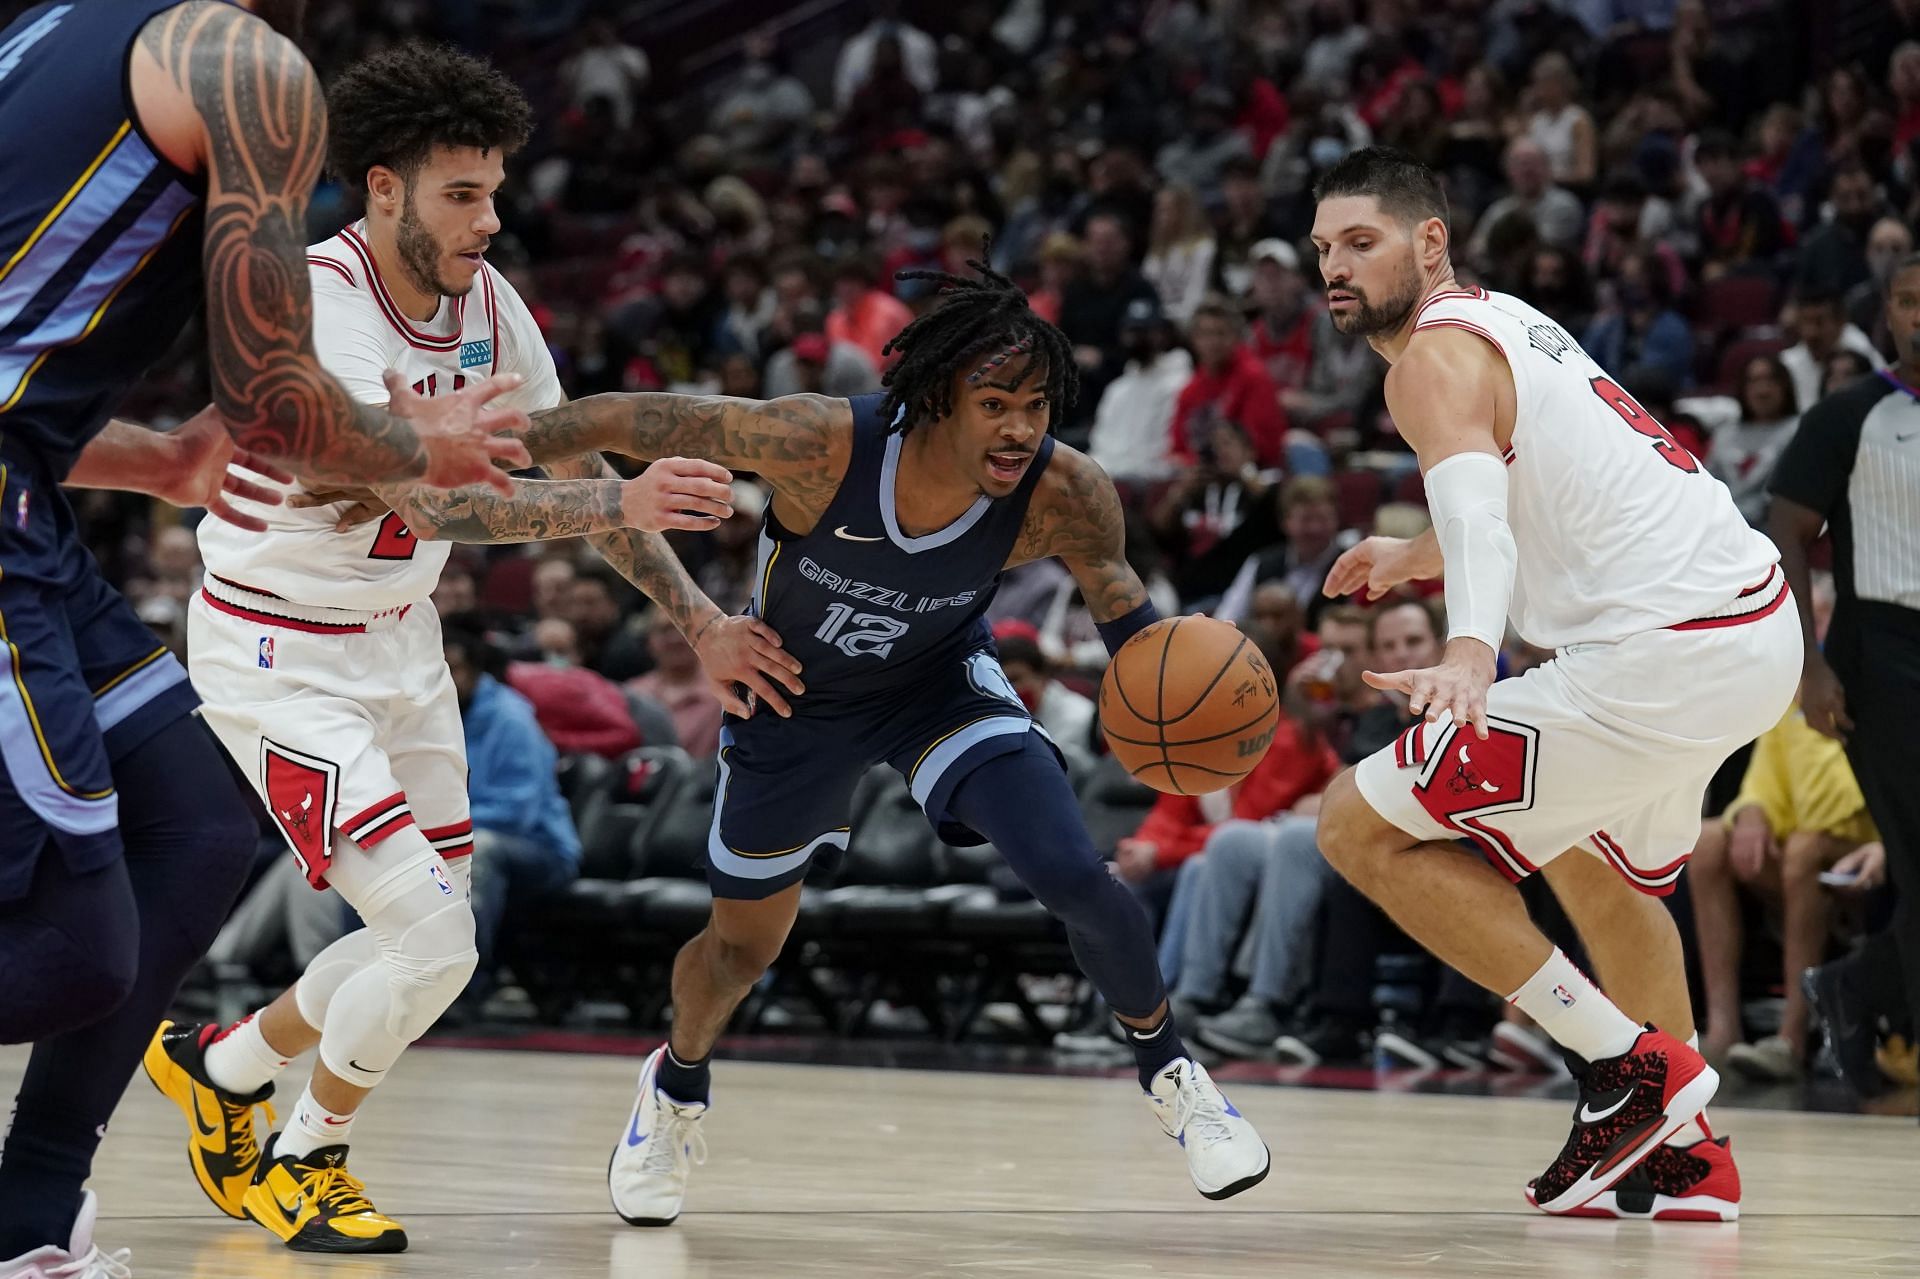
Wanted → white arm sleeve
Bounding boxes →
[1423,451,1517,652]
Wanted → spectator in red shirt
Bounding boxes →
[825,254,913,369]
[1245,239,1317,395]
[1170,301,1289,467]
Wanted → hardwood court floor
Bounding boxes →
[4,1044,1914,1278]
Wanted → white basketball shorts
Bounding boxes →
[188,576,472,890]
[1355,567,1800,895]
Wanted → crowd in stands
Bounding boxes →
[92,0,1920,1092]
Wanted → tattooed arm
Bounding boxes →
[544,449,806,715]
[1009,445,1151,622]
[129,3,525,490]
[520,392,852,521]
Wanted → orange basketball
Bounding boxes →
[1098,616,1279,795]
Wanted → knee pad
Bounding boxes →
[379,895,479,1043]
[294,928,380,1030]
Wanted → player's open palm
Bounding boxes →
[385,369,532,495]
[160,403,295,532]
[1324,535,1436,601]
[621,457,736,532]
[692,614,805,717]
[1364,641,1498,739]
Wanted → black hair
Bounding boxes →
[878,247,1078,434]
[1793,283,1844,313]
[1311,145,1449,229]
[995,632,1047,673]
[326,41,534,191]
[1888,251,1920,292]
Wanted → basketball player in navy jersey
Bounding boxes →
[0,2,530,1273]
[516,257,1273,1220]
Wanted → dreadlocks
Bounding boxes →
[878,250,1079,434]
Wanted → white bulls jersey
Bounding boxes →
[1412,286,1777,649]
[197,221,563,611]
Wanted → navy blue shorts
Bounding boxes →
[0,454,199,901]
[706,646,1061,899]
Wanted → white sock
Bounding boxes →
[1506,949,1643,1063]
[202,1013,291,1095]
[1667,1032,1711,1145]
[277,1084,357,1159]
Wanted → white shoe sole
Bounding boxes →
[1534,1064,1720,1214]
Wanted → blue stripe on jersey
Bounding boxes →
[0,159,175,345]
[0,123,154,330]
[0,181,195,411]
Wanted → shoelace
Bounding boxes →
[224,1098,277,1168]
[298,1166,378,1216]
[48,1244,133,1279]
[1171,1075,1237,1149]
[639,1105,708,1179]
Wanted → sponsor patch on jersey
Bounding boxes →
[459,339,493,369]
[258,635,275,669]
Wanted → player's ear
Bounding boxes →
[1420,216,1449,270]
[366,165,402,215]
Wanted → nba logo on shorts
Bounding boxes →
[430,863,454,896]
[258,636,274,669]
[12,487,26,529]
[1552,984,1577,1008]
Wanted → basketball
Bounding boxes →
[1098,616,1279,795]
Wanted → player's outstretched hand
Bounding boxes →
[1800,654,1853,743]
[621,457,735,532]
[385,369,532,495]
[691,614,805,718]
[160,404,295,532]
[1363,639,1498,738]
[1324,535,1437,601]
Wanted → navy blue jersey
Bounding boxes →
[0,0,213,479]
[750,394,1055,704]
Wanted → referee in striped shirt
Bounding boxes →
[1769,252,1920,1099]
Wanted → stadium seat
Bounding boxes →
[1697,274,1779,334]
[1333,469,1384,533]
[1078,754,1159,859]
[1714,335,1790,394]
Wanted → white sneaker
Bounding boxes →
[1143,1058,1271,1200]
[608,1047,708,1227]
[0,1192,133,1278]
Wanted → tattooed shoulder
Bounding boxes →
[1010,444,1122,567]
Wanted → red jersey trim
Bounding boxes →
[337,226,464,351]
[1665,566,1787,632]
[308,256,356,287]
[1413,317,1508,359]
[343,793,416,849]
[480,266,500,376]
[1413,285,1489,325]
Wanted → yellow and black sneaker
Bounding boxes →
[242,1135,409,1253]
[142,1019,277,1218]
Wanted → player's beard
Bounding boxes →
[395,188,462,301]
[1329,256,1424,337]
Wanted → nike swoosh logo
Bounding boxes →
[833,526,884,542]
[1898,431,1919,443]
[348,1059,385,1075]
[1578,1087,1635,1124]
[626,1109,649,1148]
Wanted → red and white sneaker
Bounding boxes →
[1527,1136,1741,1221]
[1528,1026,1719,1214]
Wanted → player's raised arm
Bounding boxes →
[1365,326,1519,736]
[130,3,528,491]
[1011,446,1164,653]
[520,392,851,512]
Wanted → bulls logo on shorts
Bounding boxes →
[1408,718,1541,882]
[260,740,340,887]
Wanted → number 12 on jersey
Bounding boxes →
[816,602,909,659]
[1590,375,1698,472]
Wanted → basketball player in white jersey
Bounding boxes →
[1308,149,1792,1219]
[139,44,802,1254]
